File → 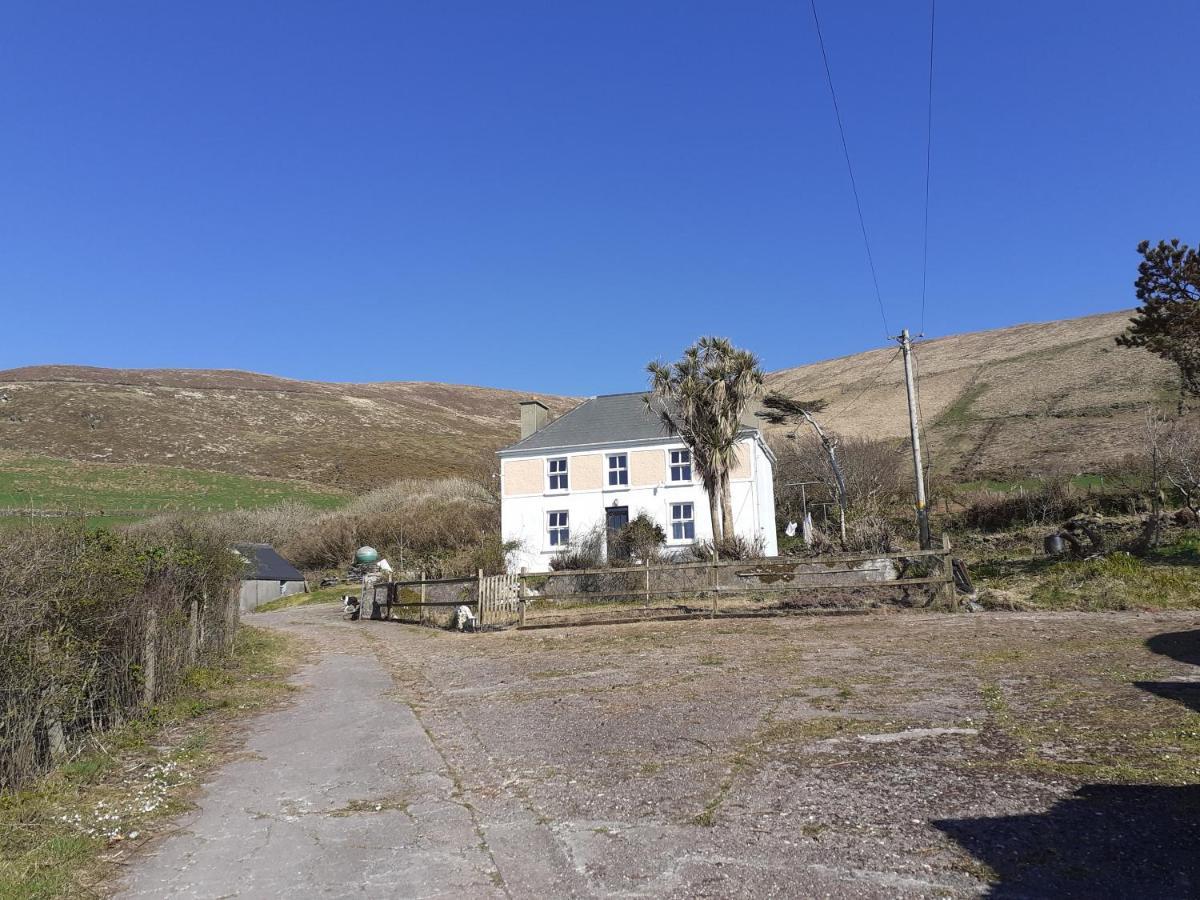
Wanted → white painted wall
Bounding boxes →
[238,578,306,612]
[500,435,778,572]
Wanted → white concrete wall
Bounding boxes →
[239,579,306,612]
[500,435,778,572]
[754,438,779,557]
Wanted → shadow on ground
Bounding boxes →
[935,628,1200,898]
[935,784,1200,898]
[1138,629,1200,714]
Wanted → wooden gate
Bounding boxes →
[477,571,521,627]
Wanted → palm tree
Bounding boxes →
[646,337,764,544]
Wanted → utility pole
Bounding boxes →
[898,329,932,549]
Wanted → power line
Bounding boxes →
[918,0,937,334]
[808,0,890,340]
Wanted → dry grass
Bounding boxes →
[134,477,504,576]
[0,366,576,491]
[764,309,1179,478]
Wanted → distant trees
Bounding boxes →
[646,337,765,542]
[1118,239,1200,407]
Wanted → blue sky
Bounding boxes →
[2,1,1197,395]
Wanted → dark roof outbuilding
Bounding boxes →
[233,543,305,582]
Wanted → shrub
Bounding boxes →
[843,515,902,554]
[958,478,1085,532]
[136,477,503,578]
[689,533,766,561]
[0,524,244,791]
[610,514,666,563]
[550,525,606,571]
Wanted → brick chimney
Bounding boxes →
[519,400,549,439]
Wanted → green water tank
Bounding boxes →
[355,546,380,565]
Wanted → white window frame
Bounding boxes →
[669,501,695,542]
[669,448,692,483]
[606,453,629,488]
[547,510,570,548]
[547,457,569,492]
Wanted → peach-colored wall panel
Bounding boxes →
[503,458,543,496]
[573,453,602,491]
[731,443,753,480]
[629,449,663,486]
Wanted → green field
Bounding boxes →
[0,453,347,527]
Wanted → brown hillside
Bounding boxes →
[0,311,1177,492]
[764,310,1178,477]
[0,366,575,491]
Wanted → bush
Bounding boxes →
[773,433,906,517]
[135,477,502,578]
[610,514,666,563]
[958,479,1085,532]
[843,515,902,554]
[689,533,766,561]
[550,525,606,571]
[0,524,244,791]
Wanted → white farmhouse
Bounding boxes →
[498,394,778,573]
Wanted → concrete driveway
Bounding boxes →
[117,605,1200,898]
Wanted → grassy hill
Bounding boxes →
[764,309,1178,478]
[0,366,575,493]
[0,310,1179,518]
[0,452,348,528]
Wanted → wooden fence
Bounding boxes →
[371,535,957,630]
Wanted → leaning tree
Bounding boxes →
[645,337,764,543]
[1118,239,1200,410]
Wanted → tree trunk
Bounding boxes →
[708,474,724,543]
[720,474,734,544]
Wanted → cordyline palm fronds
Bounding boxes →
[645,337,764,544]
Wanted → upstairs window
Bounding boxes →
[548,457,568,491]
[670,502,695,541]
[670,449,692,482]
[607,453,628,487]
[548,511,570,546]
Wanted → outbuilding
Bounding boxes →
[233,543,307,611]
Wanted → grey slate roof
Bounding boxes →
[233,543,305,582]
[500,392,758,454]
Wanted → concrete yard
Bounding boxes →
[118,606,1200,898]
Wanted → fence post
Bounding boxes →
[710,553,719,618]
[187,592,201,665]
[644,559,651,608]
[420,572,427,625]
[941,532,957,609]
[143,604,159,707]
[36,634,67,761]
[477,568,485,628]
[519,568,527,626]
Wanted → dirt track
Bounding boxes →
[120,606,1200,898]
